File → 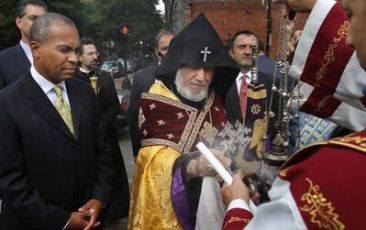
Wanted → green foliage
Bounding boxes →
[0,0,165,58]
[0,0,19,47]
[81,0,164,59]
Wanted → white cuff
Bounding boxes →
[227,199,252,213]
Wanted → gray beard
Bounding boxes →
[175,70,208,102]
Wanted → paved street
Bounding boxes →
[104,127,134,230]
[117,127,135,183]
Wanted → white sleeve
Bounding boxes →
[244,178,307,230]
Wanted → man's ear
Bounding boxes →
[229,49,234,58]
[30,41,41,59]
[15,17,22,30]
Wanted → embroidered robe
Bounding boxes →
[128,81,227,230]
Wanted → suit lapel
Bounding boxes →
[21,74,75,141]
[66,80,82,140]
[13,44,31,75]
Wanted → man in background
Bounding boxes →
[128,29,174,156]
[0,0,47,89]
[225,30,278,167]
[76,37,130,229]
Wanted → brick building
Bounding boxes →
[184,0,307,58]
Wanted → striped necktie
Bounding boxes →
[54,85,74,136]
[239,74,248,120]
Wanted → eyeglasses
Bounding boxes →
[84,51,100,56]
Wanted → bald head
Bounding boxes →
[29,12,76,44]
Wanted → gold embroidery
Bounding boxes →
[182,92,216,153]
[222,216,251,229]
[330,135,366,152]
[334,21,350,43]
[247,87,267,99]
[315,21,350,86]
[251,104,261,115]
[138,109,145,128]
[315,95,331,112]
[199,121,218,146]
[300,178,345,230]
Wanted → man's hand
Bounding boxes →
[221,174,250,206]
[186,149,232,178]
[210,149,232,169]
[68,212,90,229]
[78,199,103,230]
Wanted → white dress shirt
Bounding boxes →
[30,65,71,107]
[19,40,33,65]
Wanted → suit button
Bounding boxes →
[80,172,85,177]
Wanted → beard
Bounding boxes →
[175,70,209,102]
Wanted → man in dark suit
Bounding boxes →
[0,13,113,229]
[225,30,279,192]
[225,30,277,136]
[76,37,130,228]
[128,29,174,156]
[0,0,47,89]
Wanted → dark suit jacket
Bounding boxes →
[128,64,158,156]
[76,69,120,130]
[0,74,113,229]
[76,69,130,220]
[0,44,31,89]
[225,71,279,135]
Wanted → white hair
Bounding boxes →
[175,69,209,102]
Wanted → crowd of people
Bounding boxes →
[0,0,365,229]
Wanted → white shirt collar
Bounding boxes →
[79,67,91,74]
[19,40,33,64]
[30,65,67,95]
[235,71,253,94]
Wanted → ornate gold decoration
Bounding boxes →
[138,109,146,128]
[300,178,345,230]
[315,95,332,112]
[199,121,218,146]
[246,87,267,99]
[251,104,261,115]
[222,216,251,230]
[329,134,366,153]
[315,21,350,86]
[140,89,216,155]
[90,75,98,94]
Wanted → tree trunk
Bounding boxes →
[163,0,187,34]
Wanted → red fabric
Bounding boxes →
[222,208,253,230]
[239,75,248,119]
[280,129,366,229]
[300,87,342,117]
[139,92,228,152]
[300,3,353,92]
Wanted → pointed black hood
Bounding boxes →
[157,13,239,101]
